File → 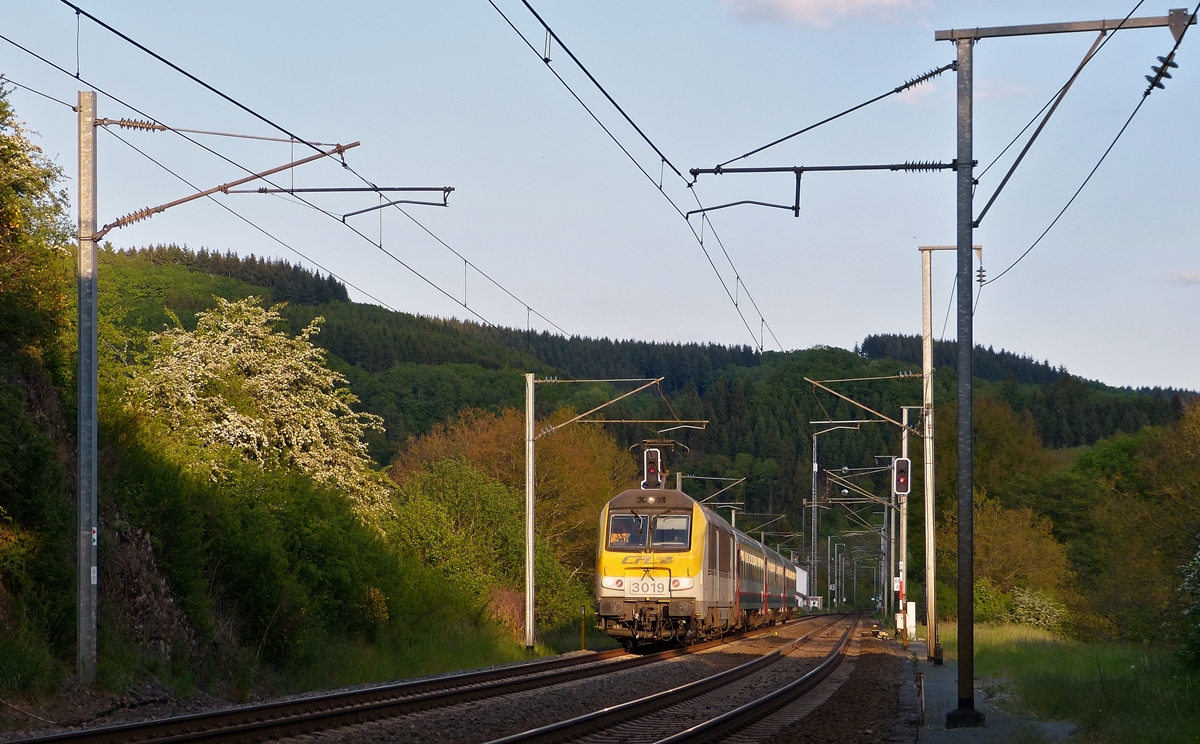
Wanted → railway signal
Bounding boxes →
[893,458,911,496]
[642,448,663,489]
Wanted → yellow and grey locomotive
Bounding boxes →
[596,449,806,647]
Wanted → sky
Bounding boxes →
[3,1,1198,390]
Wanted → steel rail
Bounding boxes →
[654,616,859,743]
[487,615,850,744]
[11,617,825,744]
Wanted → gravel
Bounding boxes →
[286,619,834,744]
[0,617,851,744]
[0,651,593,741]
[763,633,908,744]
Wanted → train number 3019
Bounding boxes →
[627,579,669,596]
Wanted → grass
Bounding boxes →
[0,614,65,698]
[539,613,621,655]
[938,623,1200,743]
[281,625,530,693]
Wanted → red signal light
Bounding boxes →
[893,458,912,495]
[642,448,663,489]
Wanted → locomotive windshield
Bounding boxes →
[607,510,691,550]
[651,514,691,548]
[608,513,649,548]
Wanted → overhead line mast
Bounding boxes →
[933,7,1193,729]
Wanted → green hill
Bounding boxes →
[99,245,1188,505]
[95,247,1200,654]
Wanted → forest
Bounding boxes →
[1,88,1199,707]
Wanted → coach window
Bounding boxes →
[651,513,691,549]
[608,513,649,549]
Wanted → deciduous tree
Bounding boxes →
[125,297,389,520]
[0,89,71,362]
[391,407,636,578]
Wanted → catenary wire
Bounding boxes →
[487,0,762,347]
[698,211,784,351]
[2,34,558,330]
[100,127,401,315]
[46,4,564,333]
[490,0,781,351]
[58,0,325,157]
[61,2,567,335]
[976,0,1145,186]
[517,0,683,180]
[0,31,497,327]
[531,0,784,350]
[984,0,1195,286]
[339,160,571,336]
[0,73,76,109]
[719,62,956,169]
[982,94,1148,287]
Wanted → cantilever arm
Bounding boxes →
[537,378,663,438]
[94,142,360,239]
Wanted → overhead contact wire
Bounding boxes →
[0,32,495,327]
[100,127,399,314]
[47,4,563,333]
[517,0,684,181]
[696,213,784,350]
[0,73,76,109]
[58,0,325,156]
[341,161,570,336]
[490,0,778,351]
[983,91,1148,286]
[487,0,760,345]
[984,0,1194,286]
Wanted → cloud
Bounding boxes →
[896,81,935,104]
[975,78,1035,101]
[1166,269,1200,286]
[722,0,920,26]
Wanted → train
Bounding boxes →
[595,450,810,648]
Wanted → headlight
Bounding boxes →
[671,577,694,590]
[601,576,624,589]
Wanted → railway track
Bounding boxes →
[11,615,830,744]
[489,614,858,744]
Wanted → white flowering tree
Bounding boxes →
[126,297,391,520]
[1183,539,1200,665]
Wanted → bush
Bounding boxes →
[0,90,73,366]
[110,428,482,665]
[125,297,390,522]
[0,356,74,693]
[1011,586,1067,632]
[974,578,1014,623]
[100,413,521,697]
[390,457,590,631]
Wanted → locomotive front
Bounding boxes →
[595,487,705,647]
